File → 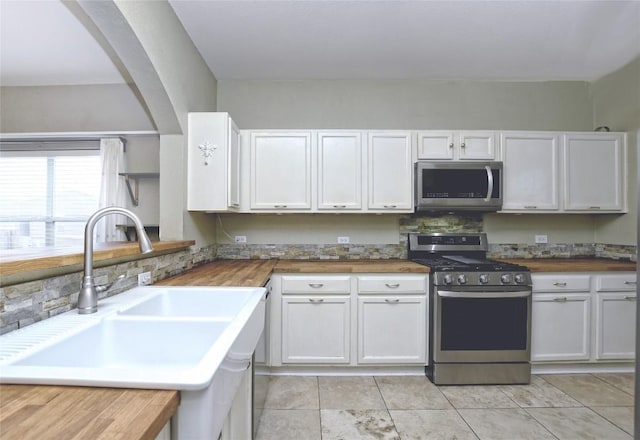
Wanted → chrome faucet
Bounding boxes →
[78,207,154,314]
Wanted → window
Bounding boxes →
[0,147,101,250]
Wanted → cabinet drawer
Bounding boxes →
[357,275,426,294]
[595,274,637,292]
[281,276,351,294]
[532,274,590,292]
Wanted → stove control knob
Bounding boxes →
[514,273,526,284]
[500,273,512,284]
[443,274,453,285]
[479,274,490,284]
[457,274,467,285]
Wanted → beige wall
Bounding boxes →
[218,79,592,131]
[0,84,155,133]
[591,57,640,246]
[217,79,603,245]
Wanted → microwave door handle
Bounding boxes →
[484,165,493,202]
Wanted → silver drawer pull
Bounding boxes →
[333,205,346,208]
[383,205,397,209]
[385,299,400,304]
[309,298,324,304]
[449,143,454,149]
[624,281,637,286]
[624,296,636,301]
[589,206,601,209]
[553,297,568,302]
[385,283,400,288]
[553,282,567,287]
[460,142,466,148]
[274,205,288,208]
[524,205,538,209]
[308,283,324,288]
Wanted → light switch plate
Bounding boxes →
[138,272,152,286]
[337,236,350,244]
[235,235,247,243]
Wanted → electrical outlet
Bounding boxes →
[535,234,548,244]
[337,236,350,244]
[235,235,247,243]
[138,271,152,286]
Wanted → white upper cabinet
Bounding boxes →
[563,133,627,212]
[187,112,241,212]
[499,131,627,214]
[250,131,312,210]
[367,131,414,211]
[418,130,497,160]
[500,132,560,212]
[317,132,362,210]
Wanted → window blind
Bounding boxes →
[0,148,100,249]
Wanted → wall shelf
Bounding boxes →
[119,173,159,206]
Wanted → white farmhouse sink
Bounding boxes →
[0,286,267,440]
[11,317,230,369]
[119,286,257,318]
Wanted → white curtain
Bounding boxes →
[96,138,127,242]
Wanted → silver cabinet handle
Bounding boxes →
[460,142,466,148]
[383,205,397,209]
[449,143,454,149]
[333,205,346,208]
[553,297,568,302]
[385,283,400,288]
[553,282,567,287]
[274,205,288,208]
[385,299,400,304]
[589,206,601,209]
[524,205,538,209]
[624,281,637,286]
[624,296,636,301]
[309,298,324,303]
[308,283,324,288]
[484,165,493,202]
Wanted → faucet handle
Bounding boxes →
[95,274,126,293]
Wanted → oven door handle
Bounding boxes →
[484,165,493,202]
[437,290,531,299]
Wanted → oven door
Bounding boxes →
[433,287,531,363]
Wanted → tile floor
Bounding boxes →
[255,373,635,440]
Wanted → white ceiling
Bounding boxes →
[1,0,639,86]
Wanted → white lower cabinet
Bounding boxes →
[357,296,426,364]
[531,292,591,361]
[595,273,637,360]
[273,273,428,367]
[281,296,351,364]
[531,272,636,364]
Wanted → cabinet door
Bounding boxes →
[500,132,560,211]
[317,132,362,210]
[250,132,312,210]
[358,296,426,364]
[188,112,235,211]
[458,131,497,160]
[595,293,636,360]
[563,133,626,212]
[227,117,241,209]
[531,293,591,361]
[417,131,454,160]
[281,296,350,363]
[367,132,413,211]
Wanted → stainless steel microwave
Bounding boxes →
[415,161,503,212]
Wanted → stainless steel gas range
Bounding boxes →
[409,232,533,385]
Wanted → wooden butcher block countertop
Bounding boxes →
[273,259,430,273]
[157,259,428,287]
[501,258,636,273]
[0,384,179,440]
